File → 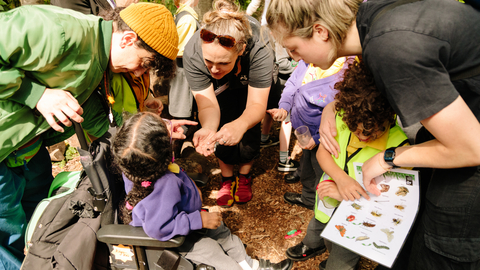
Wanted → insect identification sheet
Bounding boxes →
[320,163,419,268]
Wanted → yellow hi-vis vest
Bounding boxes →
[314,112,409,223]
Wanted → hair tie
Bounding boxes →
[126,201,134,210]
[141,181,152,188]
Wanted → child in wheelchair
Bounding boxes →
[111,112,292,270]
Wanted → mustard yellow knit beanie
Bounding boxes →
[120,3,179,60]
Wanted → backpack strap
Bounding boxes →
[370,0,480,81]
[174,10,201,29]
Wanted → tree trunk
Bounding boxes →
[21,0,43,5]
[196,0,212,23]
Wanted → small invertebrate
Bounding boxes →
[346,215,355,222]
[351,203,362,210]
[381,228,394,242]
[394,204,405,211]
[356,236,370,242]
[335,225,346,237]
[395,186,409,196]
[373,242,390,250]
[393,218,402,225]
[371,211,382,217]
[362,221,376,228]
[380,184,390,193]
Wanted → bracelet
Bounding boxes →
[378,155,392,171]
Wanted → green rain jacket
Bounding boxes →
[315,111,409,223]
[0,5,112,162]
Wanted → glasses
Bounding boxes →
[200,29,236,48]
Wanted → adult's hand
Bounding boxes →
[36,88,84,132]
[212,121,248,146]
[362,152,388,196]
[200,211,222,230]
[267,108,288,122]
[319,102,340,158]
[166,119,197,140]
[144,97,164,115]
[316,181,343,202]
[193,128,216,156]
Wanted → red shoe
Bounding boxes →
[217,180,235,207]
[235,175,252,203]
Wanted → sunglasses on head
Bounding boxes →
[200,29,236,48]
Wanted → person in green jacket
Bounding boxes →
[0,3,179,268]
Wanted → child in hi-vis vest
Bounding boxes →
[316,60,409,270]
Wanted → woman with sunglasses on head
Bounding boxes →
[266,0,480,269]
[183,0,275,208]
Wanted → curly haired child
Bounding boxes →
[112,112,292,270]
[314,60,409,270]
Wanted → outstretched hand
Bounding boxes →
[267,108,288,122]
[212,121,247,147]
[193,128,217,156]
[200,211,222,229]
[36,88,84,132]
[166,119,197,140]
[362,153,388,197]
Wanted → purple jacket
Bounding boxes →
[123,169,203,241]
[278,60,349,144]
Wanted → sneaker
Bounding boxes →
[235,175,253,203]
[277,158,300,172]
[260,136,279,148]
[217,180,235,208]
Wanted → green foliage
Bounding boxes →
[235,0,251,11]
[54,145,78,168]
[140,0,176,14]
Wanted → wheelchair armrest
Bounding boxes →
[97,224,185,248]
[187,172,209,188]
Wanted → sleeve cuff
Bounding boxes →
[9,76,46,109]
[189,210,203,231]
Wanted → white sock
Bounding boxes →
[239,260,253,270]
[252,259,259,270]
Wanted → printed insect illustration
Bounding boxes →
[395,186,409,196]
[351,203,362,210]
[356,236,370,242]
[380,184,390,193]
[371,211,382,217]
[346,215,356,222]
[394,204,405,211]
[336,225,346,237]
[381,228,394,242]
[393,218,402,225]
[373,242,390,250]
[362,221,376,228]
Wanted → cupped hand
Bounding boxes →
[319,102,340,158]
[362,153,388,197]
[193,128,217,156]
[267,108,288,122]
[316,181,343,202]
[144,98,164,115]
[36,88,84,132]
[200,211,222,229]
[335,176,370,201]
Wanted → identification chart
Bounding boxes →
[320,163,419,268]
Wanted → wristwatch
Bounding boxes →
[384,147,399,169]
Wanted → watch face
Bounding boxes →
[385,151,395,160]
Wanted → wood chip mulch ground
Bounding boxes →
[52,122,378,270]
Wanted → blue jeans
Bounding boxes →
[0,146,53,270]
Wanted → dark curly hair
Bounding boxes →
[100,7,176,80]
[112,112,172,224]
[334,60,396,137]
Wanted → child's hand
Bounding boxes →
[168,119,198,140]
[335,176,370,201]
[267,108,288,122]
[298,137,316,150]
[316,181,343,201]
[200,211,222,229]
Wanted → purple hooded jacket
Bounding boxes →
[123,169,203,241]
[278,60,350,144]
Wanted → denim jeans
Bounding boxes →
[0,146,53,270]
